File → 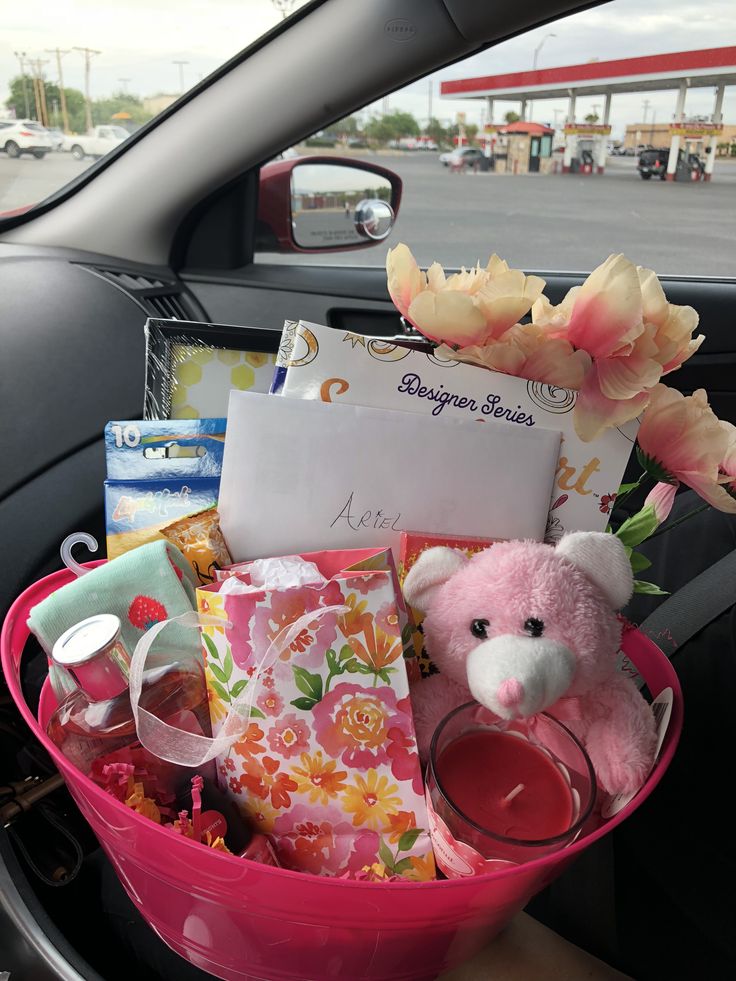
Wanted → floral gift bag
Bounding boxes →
[196,548,436,881]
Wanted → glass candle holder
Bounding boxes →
[426,702,597,873]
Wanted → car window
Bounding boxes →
[0,0,312,218]
[256,0,735,276]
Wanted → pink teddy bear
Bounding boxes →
[403,531,657,797]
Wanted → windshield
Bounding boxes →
[1,0,311,217]
[255,0,736,278]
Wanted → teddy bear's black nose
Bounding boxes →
[524,617,545,637]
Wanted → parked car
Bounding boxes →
[63,125,129,160]
[45,128,65,152]
[443,146,484,169]
[0,119,53,158]
[638,147,704,180]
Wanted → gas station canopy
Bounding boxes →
[440,46,736,101]
[441,46,735,181]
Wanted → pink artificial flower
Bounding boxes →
[386,243,545,347]
[638,385,736,520]
[534,255,703,442]
[440,322,590,391]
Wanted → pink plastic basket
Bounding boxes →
[2,565,683,981]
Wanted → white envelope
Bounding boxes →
[218,390,561,561]
[271,321,640,542]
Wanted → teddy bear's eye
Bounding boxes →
[524,617,545,638]
[470,619,489,639]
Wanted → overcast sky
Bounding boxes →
[2,0,734,138]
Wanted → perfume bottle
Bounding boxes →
[46,614,212,797]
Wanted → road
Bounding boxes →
[275,152,736,277]
[0,152,93,214]
[1,150,734,276]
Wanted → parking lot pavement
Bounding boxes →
[262,153,736,277]
[2,150,734,277]
[0,153,93,213]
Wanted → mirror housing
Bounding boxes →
[257,155,402,253]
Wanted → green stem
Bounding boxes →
[611,471,649,513]
[646,502,711,542]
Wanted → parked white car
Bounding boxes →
[63,125,129,160]
[46,128,65,151]
[0,120,53,159]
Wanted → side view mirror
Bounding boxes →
[257,155,402,253]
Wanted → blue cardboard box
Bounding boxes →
[104,419,226,558]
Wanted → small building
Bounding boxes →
[142,93,178,116]
[490,122,555,175]
[624,120,736,156]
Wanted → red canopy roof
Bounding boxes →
[441,46,736,100]
[500,121,554,135]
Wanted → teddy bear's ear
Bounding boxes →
[402,547,469,613]
[556,531,633,610]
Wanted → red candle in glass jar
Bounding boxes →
[436,730,573,840]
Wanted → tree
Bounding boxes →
[91,91,153,128]
[424,116,448,145]
[330,115,360,138]
[365,110,420,144]
[504,110,520,124]
[5,74,86,131]
[585,112,600,124]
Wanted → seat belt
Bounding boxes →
[635,548,736,663]
[541,549,736,966]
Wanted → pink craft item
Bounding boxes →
[2,563,682,981]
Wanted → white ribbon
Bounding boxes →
[130,603,349,768]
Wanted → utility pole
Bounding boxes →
[13,51,31,119]
[382,95,390,116]
[172,60,189,95]
[46,48,70,133]
[73,47,101,133]
[272,0,298,18]
[427,78,433,127]
[28,58,50,126]
[118,77,132,93]
[642,98,651,125]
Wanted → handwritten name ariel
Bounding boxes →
[396,372,536,426]
[331,491,402,532]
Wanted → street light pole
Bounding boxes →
[173,61,189,95]
[529,32,556,121]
